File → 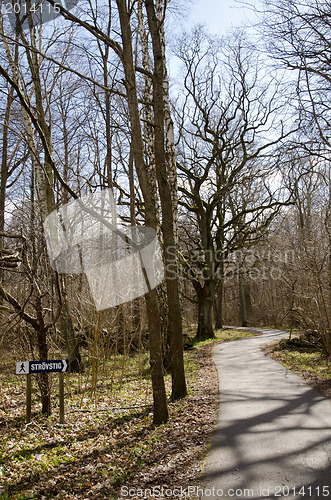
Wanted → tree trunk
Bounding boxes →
[30,169,51,415]
[325,173,331,355]
[244,281,252,319]
[116,0,168,424]
[0,86,14,318]
[128,145,143,332]
[214,260,224,329]
[214,286,223,330]
[145,0,187,401]
[35,294,51,415]
[146,288,169,424]
[238,252,252,327]
[196,285,215,340]
[239,269,248,327]
[57,275,82,373]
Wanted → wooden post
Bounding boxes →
[59,372,64,424]
[26,374,31,424]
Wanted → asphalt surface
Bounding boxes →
[201,328,331,500]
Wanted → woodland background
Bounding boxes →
[0,0,330,424]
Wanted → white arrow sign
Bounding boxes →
[16,360,69,375]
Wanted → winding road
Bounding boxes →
[201,328,331,500]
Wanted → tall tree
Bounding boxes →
[144,0,187,400]
[175,29,297,339]
[115,0,169,423]
[258,0,331,353]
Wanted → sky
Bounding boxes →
[167,0,262,80]
[184,0,261,36]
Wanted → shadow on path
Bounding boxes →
[201,329,331,500]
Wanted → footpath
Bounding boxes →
[201,328,331,500]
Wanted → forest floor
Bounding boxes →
[0,328,259,500]
[262,336,331,401]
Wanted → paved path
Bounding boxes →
[201,329,331,500]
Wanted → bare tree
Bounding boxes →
[256,0,331,351]
[144,0,187,400]
[175,28,296,339]
[259,0,331,152]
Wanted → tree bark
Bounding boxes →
[238,251,252,327]
[214,260,224,329]
[35,294,51,415]
[214,287,223,330]
[145,0,187,401]
[116,0,168,424]
[196,285,215,340]
[239,269,248,327]
[0,85,15,319]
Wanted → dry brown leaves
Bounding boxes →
[0,343,219,500]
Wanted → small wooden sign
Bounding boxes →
[16,359,68,424]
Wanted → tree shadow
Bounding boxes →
[200,333,331,499]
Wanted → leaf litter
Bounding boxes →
[0,329,258,499]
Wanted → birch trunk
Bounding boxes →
[145,0,187,400]
[116,0,168,425]
[0,86,14,319]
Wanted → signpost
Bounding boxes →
[16,359,68,424]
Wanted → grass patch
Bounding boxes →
[263,341,331,400]
[196,329,260,347]
[183,326,261,348]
